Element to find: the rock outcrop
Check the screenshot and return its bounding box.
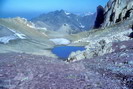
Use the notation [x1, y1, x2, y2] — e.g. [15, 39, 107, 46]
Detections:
[129, 32, 133, 38]
[94, 5, 105, 28]
[68, 26, 132, 62]
[103, 0, 133, 27]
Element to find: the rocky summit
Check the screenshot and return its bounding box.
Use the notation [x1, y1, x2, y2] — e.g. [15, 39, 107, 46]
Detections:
[0, 0, 133, 89]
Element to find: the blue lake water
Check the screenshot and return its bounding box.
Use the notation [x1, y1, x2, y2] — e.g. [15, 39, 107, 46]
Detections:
[52, 46, 86, 60]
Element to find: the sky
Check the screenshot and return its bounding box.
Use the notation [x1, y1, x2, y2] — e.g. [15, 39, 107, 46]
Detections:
[0, 0, 109, 19]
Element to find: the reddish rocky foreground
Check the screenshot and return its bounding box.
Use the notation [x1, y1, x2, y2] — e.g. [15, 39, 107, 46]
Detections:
[0, 40, 133, 89]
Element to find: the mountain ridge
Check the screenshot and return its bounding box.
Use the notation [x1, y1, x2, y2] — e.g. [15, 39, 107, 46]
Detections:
[31, 10, 96, 33]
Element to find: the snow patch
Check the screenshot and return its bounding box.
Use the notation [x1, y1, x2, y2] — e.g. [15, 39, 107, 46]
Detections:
[27, 24, 36, 29]
[14, 33, 26, 39]
[65, 11, 71, 15]
[0, 27, 26, 44]
[8, 28, 26, 39]
[79, 23, 85, 28]
[27, 23, 47, 31]
[27, 24, 47, 31]
[36, 27, 47, 31]
[0, 36, 17, 44]
[49, 38, 70, 45]
[84, 12, 94, 16]
[16, 17, 47, 31]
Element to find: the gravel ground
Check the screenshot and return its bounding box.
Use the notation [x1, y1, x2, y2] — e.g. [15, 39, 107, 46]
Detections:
[0, 40, 133, 89]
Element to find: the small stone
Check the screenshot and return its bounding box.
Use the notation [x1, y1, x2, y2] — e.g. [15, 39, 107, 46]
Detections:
[118, 63, 123, 67]
[0, 74, 3, 77]
[120, 53, 128, 57]
[120, 45, 126, 49]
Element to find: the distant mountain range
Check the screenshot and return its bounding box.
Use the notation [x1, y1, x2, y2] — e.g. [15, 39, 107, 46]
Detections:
[31, 10, 96, 33]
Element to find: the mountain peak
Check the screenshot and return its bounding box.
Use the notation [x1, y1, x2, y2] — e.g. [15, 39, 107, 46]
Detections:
[53, 10, 65, 13]
[31, 10, 96, 33]
[60, 9, 65, 13]
[57, 10, 71, 15]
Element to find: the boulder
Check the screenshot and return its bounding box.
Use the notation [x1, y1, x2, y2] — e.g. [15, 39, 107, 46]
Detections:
[128, 32, 133, 38]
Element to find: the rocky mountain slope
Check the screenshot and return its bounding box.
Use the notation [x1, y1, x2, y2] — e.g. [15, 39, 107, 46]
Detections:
[31, 10, 96, 33]
[0, 17, 87, 57]
[68, 20, 132, 61]
[0, 17, 62, 57]
[0, 0, 133, 89]
[68, 0, 133, 62]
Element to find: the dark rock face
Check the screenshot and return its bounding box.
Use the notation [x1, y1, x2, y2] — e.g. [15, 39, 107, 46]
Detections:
[103, 0, 133, 27]
[131, 25, 133, 30]
[94, 0, 133, 28]
[128, 25, 133, 38]
[128, 32, 133, 38]
[94, 5, 105, 29]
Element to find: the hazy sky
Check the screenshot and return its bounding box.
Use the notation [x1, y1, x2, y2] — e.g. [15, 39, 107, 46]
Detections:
[0, 0, 109, 19]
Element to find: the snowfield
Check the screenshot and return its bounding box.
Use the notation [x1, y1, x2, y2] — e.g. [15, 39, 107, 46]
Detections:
[0, 33, 26, 44]
[0, 26, 26, 44]
[49, 38, 70, 45]
[0, 36, 17, 44]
